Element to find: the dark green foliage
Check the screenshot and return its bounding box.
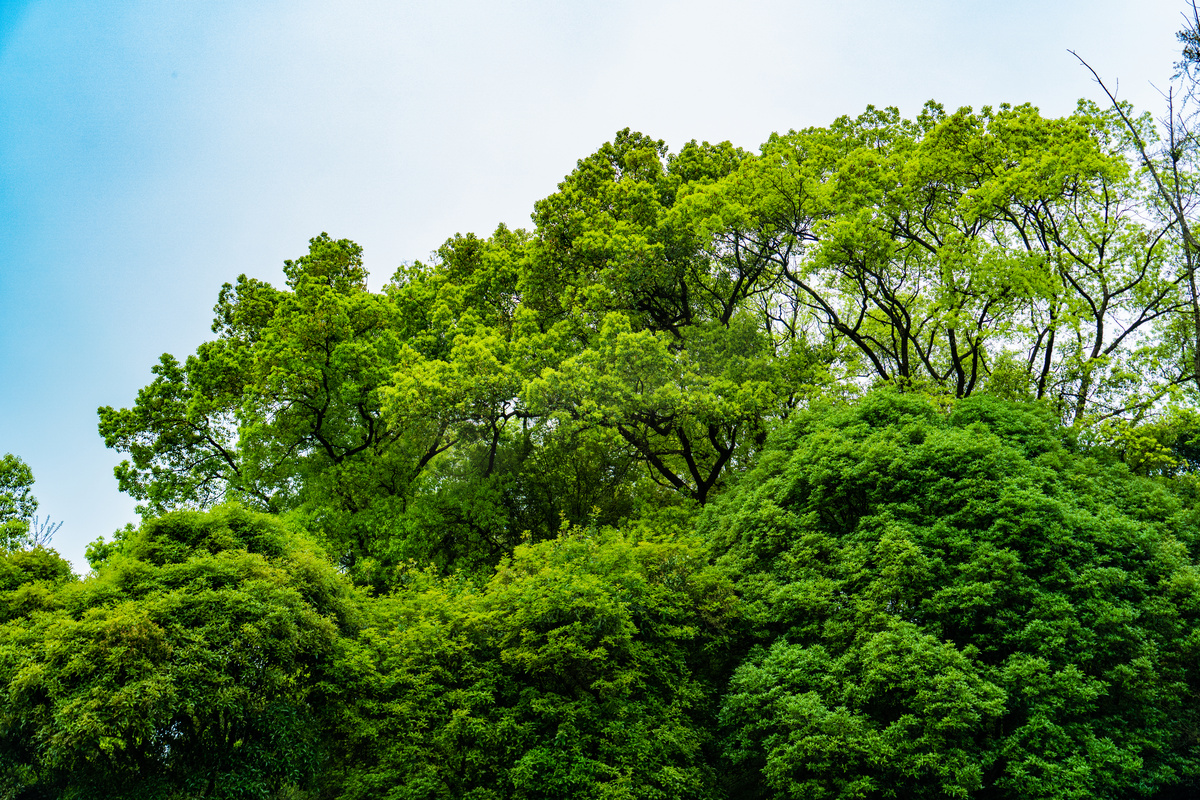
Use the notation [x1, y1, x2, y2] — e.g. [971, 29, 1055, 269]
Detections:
[56, 391, 1200, 798]
[0, 505, 363, 800]
[334, 521, 735, 800]
[705, 391, 1200, 799]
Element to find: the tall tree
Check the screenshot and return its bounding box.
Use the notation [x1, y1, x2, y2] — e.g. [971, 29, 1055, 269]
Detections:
[100, 235, 465, 574]
[685, 102, 1189, 420]
[0, 454, 36, 550]
[1071, 1, 1200, 399]
[522, 130, 831, 505]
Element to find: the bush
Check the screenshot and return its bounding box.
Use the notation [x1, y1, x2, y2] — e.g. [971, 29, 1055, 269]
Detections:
[704, 391, 1200, 800]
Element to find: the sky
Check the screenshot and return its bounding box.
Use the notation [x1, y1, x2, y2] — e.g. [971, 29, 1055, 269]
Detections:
[0, 0, 1188, 572]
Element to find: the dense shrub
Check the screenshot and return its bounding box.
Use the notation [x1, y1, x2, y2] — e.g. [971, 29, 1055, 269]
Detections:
[704, 392, 1200, 799]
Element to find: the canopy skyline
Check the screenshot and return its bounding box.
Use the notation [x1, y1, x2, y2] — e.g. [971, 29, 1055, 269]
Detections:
[0, 0, 1186, 570]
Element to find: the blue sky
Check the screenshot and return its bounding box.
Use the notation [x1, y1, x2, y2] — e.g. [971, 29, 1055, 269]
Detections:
[0, 0, 1185, 571]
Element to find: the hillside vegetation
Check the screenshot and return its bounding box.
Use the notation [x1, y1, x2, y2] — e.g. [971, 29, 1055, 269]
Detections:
[8, 43, 1200, 798]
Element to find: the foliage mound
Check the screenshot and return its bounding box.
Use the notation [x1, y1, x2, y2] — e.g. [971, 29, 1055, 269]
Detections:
[705, 392, 1200, 799]
[335, 519, 734, 800]
[0, 506, 362, 800]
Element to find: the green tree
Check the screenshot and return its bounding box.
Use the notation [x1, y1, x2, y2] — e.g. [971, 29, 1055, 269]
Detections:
[0, 454, 37, 550]
[521, 130, 833, 505]
[0, 504, 364, 799]
[100, 235, 477, 577]
[1072, 4, 1200, 403]
[705, 391, 1200, 799]
[101, 112, 1200, 583]
[684, 102, 1188, 420]
[376, 223, 647, 571]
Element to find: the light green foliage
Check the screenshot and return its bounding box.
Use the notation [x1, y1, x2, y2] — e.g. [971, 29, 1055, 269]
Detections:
[686, 102, 1189, 419]
[521, 130, 833, 505]
[0, 505, 363, 799]
[706, 391, 1200, 799]
[0, 546, 74, 624]
[524, 311, 788, 504]
[0, 454, 36, 550]
[98, 233, 409, 526]
[379, 224, 650, 571]
[102, 225, 660, 577]
[101, 108, 1200, 575]
[99, 233, 493, 576]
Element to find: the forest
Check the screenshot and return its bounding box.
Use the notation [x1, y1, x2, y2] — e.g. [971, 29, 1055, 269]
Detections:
[7, 18, 1200, 800]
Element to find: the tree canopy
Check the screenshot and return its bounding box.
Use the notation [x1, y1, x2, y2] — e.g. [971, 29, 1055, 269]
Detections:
[20, 23, 1200, 794]
[98, 97, 1200, 582]
[707, 392, 1200, 798]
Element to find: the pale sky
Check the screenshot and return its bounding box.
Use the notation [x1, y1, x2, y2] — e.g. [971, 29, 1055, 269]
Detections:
[0, 0, 1186, 571]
